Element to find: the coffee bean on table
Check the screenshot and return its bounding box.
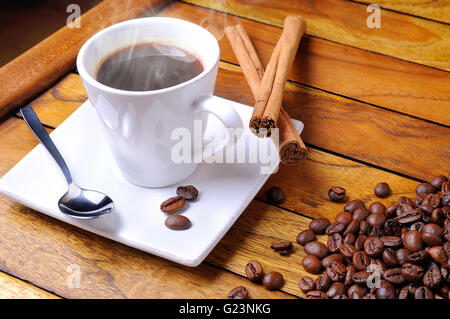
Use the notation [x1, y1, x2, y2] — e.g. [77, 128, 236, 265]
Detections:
[348, 284, 368, 297]
[428, 246, 448, 265]
[431, 208, 445, 226]
[367, 213, 386, 228]
[328, 186, 346, 202]
[306, 290, 328, 299]
[271, 241, 293, 255]
[299, 276, 315, 293]
[407, 250, 429, 264]
[431, 175, 447, 189]
[267, 186, 285, 204]
[376, 280, 396, 299]
[364, 237, 384, 257]
[343, 233, 356, 245]
[354, 235, 367, 251]
[382, 248, 399, 267]
[309, 218, 331, 234]
[315, 273, 332, 291]
[359, 220, 369, 235]
[423, 267, 442, 289]
[402, 230, 423, 252]
[385, 203, 398, 219]
[380, 236, 402, 247]
[160, 196, 186, 213]
[416, 182, 435, 195]
[345, 265, 356, 287]
[344, 199, 364, 213]
[326, 222, 346, 235]
[245, 260, 263, 283]
[414, 286, 434, 299]
[262, 272, 284, 290]
[352, 206, 370, 221]
[302, 255, 322, 274]
[164, 215, 191, 230]
[335, 211, 352, 226]
[327, 233, 343, 253]
[296, 229, 316, 246]
[344, 219, 360, 235]
[339, 243, 357, 258]
[421, 223, 443, 246]
[322, 254, 345, 269]
[352, 271, 370, 284]
[176, 185, 198, 200]
[401, 263, 425, 282]
[396, 248, 410, 265]
[326, 282, 346, 298]
[398, 286, 409, 299]
[374, 182, 391, 198]
[353, 251, 370, 271]
[383, 268, 405, 285]
[369, 202, 386, 215]
[304, 241, 329, 259]
[326, 261, 347, 282]
[228, 286, 248, 299]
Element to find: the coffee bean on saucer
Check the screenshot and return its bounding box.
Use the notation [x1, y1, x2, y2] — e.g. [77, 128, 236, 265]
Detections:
[374, 182, 391, 198]
[297, 229, 316, 246]
[245, 260, 264, 283]
[176, 185, 198, 200]
[328, 186, 346, 202]
[165, 215, 191, 230]
[262, 272, 284, 290]
[160, 196, 186, 213]
[299, 276, 315, 293]
[309, 218, 331, 235]
[271, 241, 293, 255]
[228, 286, 248, 299]
[267, 186, 285, 204]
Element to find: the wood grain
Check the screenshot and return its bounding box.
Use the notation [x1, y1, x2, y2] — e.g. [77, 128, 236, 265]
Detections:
[0, 0, 170, 122]
[184, 0, 450, 71]
[161, 2, 450, 126]
[0, 272, 59, 299]
[351, 0, 450, 24]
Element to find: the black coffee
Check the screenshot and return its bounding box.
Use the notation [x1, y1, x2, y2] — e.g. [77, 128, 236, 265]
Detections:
[96, 43, 203, 91]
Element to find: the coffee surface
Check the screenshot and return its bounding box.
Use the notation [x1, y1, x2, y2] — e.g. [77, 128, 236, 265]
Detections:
[96, 43, 203, 91]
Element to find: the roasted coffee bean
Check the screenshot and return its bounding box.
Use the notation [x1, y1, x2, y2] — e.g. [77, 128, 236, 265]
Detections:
[374, 183, 391, 198]
[335, 211, 352, 226]
[344, 199, 364, 213]
[302, 255, 322, 275]
[309, 218, 331, 235]
[416, 183, 435, 195]
[431, 208, 445, 226]
[327, 233, 343, 253]
[355, 235, 367, 251]
[353, 251, 371, 271]
[352, 271, 370, 284]
[440, 283, 449, 295]
[322, 254, 345, 269]
[359, 220, 369, 235]
[304, 241, 329, 259]
[345, 265, 356, 287]
[428, 246, 448, 265]
[395, 208, 422, 225]
[381, 236, 402, 247]
[348, 284, 368, 297]
[315, 273, 332, 291]
[442, 182, 450, 206]
[352, 206, 370, 221]
[383, 268, 405, 285]
[382, 248, 399, 267]
[267, 186, 285, 204]
[421, 223, 443, 247]
[245, 260, 264, 283]
[398, 286, 409, 299]
[364, 237, 384, 257]
[410, 221, 426, 232]
[326, 261, 347, 282]
[431, 175, 447, 189]
[407, 250, 429, 264]
[420, 193, 440, 215]
[376, 280, 396, 299]
[367, 213, 386, 228]
[414, 286, 433, 299]
[384, 219, 401, 237]
[370, 259, 387, 275]
[326, 282, 346, 298]
[423, 267, 442, 289]
[271, 241, 293, 255]
[164, 215, 191, 230]
[344, 219, 360, 235]
[326, 222, 346, 235]
[299, 276, 315, 293]
[362, 293, 377, 299]
[306, 290, 328, 299]
[296, 229, 316, 246]
[441, 267, 450, 283]
[401, 263, 425, 282]
[328, 186, 346, 202]
[228, 286, 248, 299]
[415, 193, 427, 208]
[160, 196, 186, 213]
[398, 196, 414, 207]
[396, 248, 410, 265]
[385, 203, 399, 219]
[262, 272, 284, 290]
[369, 202, 386, 215]
[367, 225, 383, 237]
[176, 185, 198, 200]
[403, 230, 423, 252]
[339, 243, 357, 258]
[444, 223, 450, 242]
[343, 233, 356, 245]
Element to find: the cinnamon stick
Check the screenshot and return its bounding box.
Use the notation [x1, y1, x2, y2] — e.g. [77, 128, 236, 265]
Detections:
[225, 23, 307, 164]
[251, 16, 306, 137]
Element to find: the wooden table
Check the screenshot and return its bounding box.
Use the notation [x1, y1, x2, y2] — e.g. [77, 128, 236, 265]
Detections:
[0, 0, 448, 299]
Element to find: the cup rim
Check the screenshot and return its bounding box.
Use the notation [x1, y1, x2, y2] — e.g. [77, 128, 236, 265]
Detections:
[76, 17, 219, 96]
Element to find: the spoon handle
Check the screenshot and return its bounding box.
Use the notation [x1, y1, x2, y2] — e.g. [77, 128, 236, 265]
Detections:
[20, 107, 73, 185]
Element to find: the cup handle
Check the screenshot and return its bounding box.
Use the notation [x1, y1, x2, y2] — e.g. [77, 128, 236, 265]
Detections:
[192, 95, 243, 157]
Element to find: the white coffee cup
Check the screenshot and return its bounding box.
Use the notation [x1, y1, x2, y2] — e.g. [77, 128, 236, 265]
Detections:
[77, 17, 243, 187]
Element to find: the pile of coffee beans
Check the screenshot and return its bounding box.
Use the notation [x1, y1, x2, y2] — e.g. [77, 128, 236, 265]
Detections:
[297, 174, 450, 299]
[160, 185, 198, 230]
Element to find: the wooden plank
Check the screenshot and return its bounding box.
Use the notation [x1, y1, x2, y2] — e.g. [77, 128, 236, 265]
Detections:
[184, 0, 450, 71]
[0, 272, 59, 299]
[160, 2, 450, 126]
[0, 0, 170, 121]
[351, 0, 450, 24]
